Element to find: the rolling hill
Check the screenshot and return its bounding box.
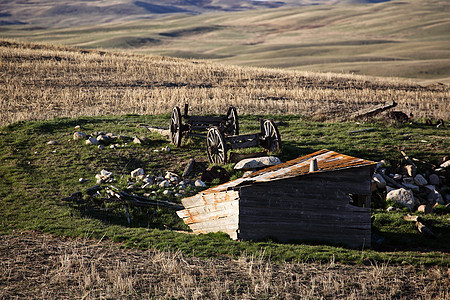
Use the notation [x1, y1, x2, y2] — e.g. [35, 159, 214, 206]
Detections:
[1, 0, 449, 82]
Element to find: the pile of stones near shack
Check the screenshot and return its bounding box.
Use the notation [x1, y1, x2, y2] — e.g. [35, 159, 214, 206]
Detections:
[372, 154, 449, 213]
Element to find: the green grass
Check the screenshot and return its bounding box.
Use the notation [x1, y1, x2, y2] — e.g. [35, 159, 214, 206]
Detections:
[0, 114, 449, 266]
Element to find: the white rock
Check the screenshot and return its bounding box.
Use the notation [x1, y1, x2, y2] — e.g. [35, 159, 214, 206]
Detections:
[429, 174, 440, 185]
[86, 137, 99, 145]
[74, 125, 81, 129]
[440, 160, 450, 168]
[159, 180, 170, 188]
[386, 206, 397, 212]
[143, 176, 153, 184]
[402, 183, 420, 192]
[372, 174, 386, 189]
[414, 174, 427, 186]
[110, 144, 117, 149]
[234, 156, 282, 170]
[73, 132, 87, 140]
[165, 172, 178, 179]
[178, 183, 186, 190]
[393, 174, 402, 181]
[131, 168, 144, 178]
[47, 140, 58, 145]
[163, 190, 171, 195]
[97, 135, 109, 142]
[155, 176, 164, 182]
[386, 188, 416, 211]
[175, 193, 182, 197]
[133, 137, 142, 144]
[195, 180, 206, 187]
[79, 178, 86, 183]
[142, 183, 151, 189]
[100, 169, 113, 177]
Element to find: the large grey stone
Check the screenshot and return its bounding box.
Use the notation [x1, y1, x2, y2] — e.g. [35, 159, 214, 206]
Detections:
[386, 188, 416, 211]
[73, 132, 87, 140]
[429, 174, 440, 185]
[86, 137, 99, 145]
[414, 174, 427, 186]
[234, 156, 282, 170]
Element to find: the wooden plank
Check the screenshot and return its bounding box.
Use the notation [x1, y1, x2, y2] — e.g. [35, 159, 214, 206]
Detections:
[178, 201, 239, 225]
[238, 227, 370, 247]
[184, 115, 225, 123]
[181, 190, 239, 209]
[238, 209, 370, 225]
[228, 140, 259, 150]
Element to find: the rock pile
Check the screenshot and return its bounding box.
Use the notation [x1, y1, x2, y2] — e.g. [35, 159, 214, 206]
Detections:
[73, 127, 149, 149]
[372, 154, 450, 213]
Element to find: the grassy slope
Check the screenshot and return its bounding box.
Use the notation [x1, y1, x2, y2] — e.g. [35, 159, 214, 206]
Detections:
[1, 0, 449, 82]
[1, 114, 449, 267]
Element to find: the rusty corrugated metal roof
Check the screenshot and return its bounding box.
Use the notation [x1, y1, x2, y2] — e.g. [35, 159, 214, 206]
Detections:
[204, 149, 376, 194]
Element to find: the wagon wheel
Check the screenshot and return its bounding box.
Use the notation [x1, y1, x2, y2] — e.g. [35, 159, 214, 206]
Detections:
[206, 127, 228, 164]
[261, 119, 282, 153]
[224, 106, 239, 136]
[170, 106, 182, 147]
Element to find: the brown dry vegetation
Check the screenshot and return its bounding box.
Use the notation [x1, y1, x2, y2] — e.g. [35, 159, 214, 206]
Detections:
[1, 40, 449, 127]
[1, 231, 448, 299]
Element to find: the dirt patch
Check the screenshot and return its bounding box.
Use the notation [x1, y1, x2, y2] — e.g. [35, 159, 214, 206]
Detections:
[0, 231, 448, 299]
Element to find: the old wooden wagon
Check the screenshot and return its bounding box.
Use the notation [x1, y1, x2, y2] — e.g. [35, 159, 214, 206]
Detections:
[177, 149, 376, 248]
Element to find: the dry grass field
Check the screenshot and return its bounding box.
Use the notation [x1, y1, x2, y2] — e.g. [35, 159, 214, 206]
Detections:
[1, 232, 448, 299]
[2, 0, 449, 82]
[1, 40, 448, 127]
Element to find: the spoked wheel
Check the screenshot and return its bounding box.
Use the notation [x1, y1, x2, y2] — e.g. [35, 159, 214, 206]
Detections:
[224, 106, 239, 136]
[261, 119, 282, 153]
[170, 106, 182, 147]
[206, 127, 228, 164]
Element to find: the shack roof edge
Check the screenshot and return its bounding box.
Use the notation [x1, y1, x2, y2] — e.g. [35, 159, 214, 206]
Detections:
[199, 149, 376, 195]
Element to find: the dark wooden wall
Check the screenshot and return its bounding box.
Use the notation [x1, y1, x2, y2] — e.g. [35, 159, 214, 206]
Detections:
[237, 166, 373, 248]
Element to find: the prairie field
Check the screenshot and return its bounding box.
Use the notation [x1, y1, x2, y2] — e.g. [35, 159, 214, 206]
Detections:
[0, 40, 448, 127]
[1, 0, 449, 82]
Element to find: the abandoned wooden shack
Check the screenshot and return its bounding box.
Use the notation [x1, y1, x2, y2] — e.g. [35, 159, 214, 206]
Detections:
[177, 149, 376, 248]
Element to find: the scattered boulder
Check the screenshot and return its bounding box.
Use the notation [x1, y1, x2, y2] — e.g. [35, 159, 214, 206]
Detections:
[133, 137, 142, 144]
[47, 140, 58, 145]
[234, 156, 281, 170]
[97, 135, 110, 143]
[372, 174, 386, 189]
[402, 183, 420, 192]
[195, 180, 206, 187]
[428, 189, 444, 205]
[413, 174, 427, 186]
[417, 204, 433, 214]
[73, 132, 87, 140]
[79, 178, 86, 183]
[86, 137, 99, 145]
[159, 180, 170, 188]
[201, 166, 230, 183]
[386, 188, 416, 211]
[429, 174, 440, 185]
[131, 168, 144, 178]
